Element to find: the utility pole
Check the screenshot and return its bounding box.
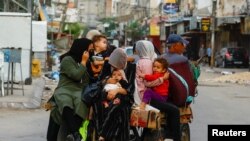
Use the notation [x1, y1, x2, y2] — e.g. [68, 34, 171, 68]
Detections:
[28, 0, 33, 85]
[148, 0, 150, 17]
[160, 0, 165, 41]
[210, 0, 217, 68]
[4, 0, 10, 12]
[57, 0, 69, 39]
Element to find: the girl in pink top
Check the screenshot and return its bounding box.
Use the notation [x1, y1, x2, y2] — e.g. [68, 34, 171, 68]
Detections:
[134, 40, 157, 104]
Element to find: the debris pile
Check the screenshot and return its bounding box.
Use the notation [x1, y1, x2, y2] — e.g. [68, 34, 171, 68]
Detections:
[212, 72, 250, 85]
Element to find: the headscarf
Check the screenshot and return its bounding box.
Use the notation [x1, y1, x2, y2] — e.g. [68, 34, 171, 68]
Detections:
[60, 38, 92, 63]
[135, 40, 156, 61]
[118, 69, 128, 82]
[108, 48, 127, 70]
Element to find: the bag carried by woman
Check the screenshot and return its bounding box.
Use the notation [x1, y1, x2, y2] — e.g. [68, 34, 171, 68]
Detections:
[81, 80, 103, 107]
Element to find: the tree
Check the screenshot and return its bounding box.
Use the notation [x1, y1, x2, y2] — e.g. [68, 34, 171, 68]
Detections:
[100, 17, 118, 37]
[63, 22, 86, 39]
[125, 20, 146, 44]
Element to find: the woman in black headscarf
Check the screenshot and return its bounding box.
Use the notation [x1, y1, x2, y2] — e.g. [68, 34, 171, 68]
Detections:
[47, 38, 92, 141]
[90, 48, 132, 141]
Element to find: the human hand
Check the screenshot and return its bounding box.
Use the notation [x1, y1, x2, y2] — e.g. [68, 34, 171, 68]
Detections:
[107, 89, 117, 100]
[104, 57, 109, 61]
[137, 71, 145, 79]
[81, 51, 89, 66]
[138, 73, 145, 79]
[113, 98, 120, 105]
[163, 71, 170, 80]
[193, 61, 199, 66]
[107, 94, 113, 100]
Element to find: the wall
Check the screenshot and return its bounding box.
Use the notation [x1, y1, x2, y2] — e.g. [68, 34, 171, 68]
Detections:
[0, 12, 32, 82]
[78, 0, 105, 27]
[216, 0, 247, 17]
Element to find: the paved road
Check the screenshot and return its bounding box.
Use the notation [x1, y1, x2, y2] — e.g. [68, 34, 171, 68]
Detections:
[190, 83, 250, 141]
[0, 109, 49, 141]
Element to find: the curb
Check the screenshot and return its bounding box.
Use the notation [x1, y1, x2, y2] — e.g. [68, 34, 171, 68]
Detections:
[0, 78, 45, 109]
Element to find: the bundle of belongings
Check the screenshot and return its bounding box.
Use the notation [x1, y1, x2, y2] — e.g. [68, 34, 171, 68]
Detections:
[130, 105, 162, 129]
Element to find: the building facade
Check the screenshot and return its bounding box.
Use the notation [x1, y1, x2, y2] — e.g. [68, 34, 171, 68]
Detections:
[78, 0, 105, 27]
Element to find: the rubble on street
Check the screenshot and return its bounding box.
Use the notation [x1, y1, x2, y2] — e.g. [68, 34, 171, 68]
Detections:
[199, 67, 250, 86]
[211, 72, 250, 85]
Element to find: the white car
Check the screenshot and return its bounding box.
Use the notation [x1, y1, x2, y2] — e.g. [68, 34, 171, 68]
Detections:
[122, 46, 133, 56]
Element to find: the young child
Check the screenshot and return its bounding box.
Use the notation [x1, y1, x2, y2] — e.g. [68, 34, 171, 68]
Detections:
[98, 69, 128, 141]
[102, 69, 128, 108]
[138, 58, 170, 110]
[87, 35, 108, 82]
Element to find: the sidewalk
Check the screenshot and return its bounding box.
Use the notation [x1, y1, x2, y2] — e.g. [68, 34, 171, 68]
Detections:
[0, 77, 46, 109]
[199, 66, 250, 85]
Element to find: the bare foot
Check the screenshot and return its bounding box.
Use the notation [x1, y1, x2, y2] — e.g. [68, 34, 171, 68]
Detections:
[98, 136, 105, 141]
[139, 102, 146, 110]
[103, 101, 109, 108]
[113, 98, 120, 105]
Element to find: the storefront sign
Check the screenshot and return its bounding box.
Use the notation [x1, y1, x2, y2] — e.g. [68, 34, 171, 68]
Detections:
[163, 3, 179, 14]
[201, 18, 210, 32]
[149, 16, 160, 36]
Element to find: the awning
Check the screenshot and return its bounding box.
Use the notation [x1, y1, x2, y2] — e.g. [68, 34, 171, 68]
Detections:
[165, 23, 177, 26]
[181, 31, 208, 36]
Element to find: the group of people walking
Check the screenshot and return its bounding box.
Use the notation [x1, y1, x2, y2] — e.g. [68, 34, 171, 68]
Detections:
[199, 44, 211, 66]
[46, 30, 197, 141]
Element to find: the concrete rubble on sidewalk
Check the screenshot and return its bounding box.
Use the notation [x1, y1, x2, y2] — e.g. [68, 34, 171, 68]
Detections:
[212, 72, 250, 85]
[0, 62, 60, 110]
[0, 77, 46, 109]
[199, 67, 250, 85]
[40, 76, 58, 109]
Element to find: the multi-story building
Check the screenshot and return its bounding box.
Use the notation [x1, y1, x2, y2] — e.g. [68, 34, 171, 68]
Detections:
[186, 0, 250, 62]
[105, 0, 113, 17]
[77, 0, 105, 28]
[214, 0, 250, 55]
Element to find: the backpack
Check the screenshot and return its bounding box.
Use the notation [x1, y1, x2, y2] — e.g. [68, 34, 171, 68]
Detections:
[189, 62, 200, 82]
[167, 61, 196, 107]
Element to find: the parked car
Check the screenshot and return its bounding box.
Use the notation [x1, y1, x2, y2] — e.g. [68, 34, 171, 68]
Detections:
[123, 46, 133, 56]
[122, 45, 161, 63]
[214, 47, 249, 68]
